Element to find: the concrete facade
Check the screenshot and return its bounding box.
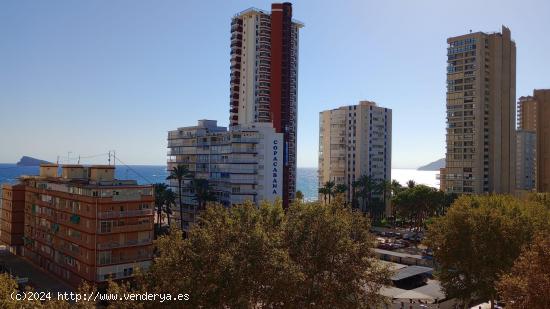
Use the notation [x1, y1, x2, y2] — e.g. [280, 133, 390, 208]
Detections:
[318, 101, 392, 212]
[535, 89, 550, 192]
[167, 120, 283, 231]
[516, 130, 536, 190]
[229, 4, 303, 208]
[441, 26, 516, 195]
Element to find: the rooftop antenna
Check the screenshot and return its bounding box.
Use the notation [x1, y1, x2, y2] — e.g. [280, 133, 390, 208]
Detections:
[56, 156, 59, 165]
[108, 151, 111, 165]
[77, 156, 81, 164]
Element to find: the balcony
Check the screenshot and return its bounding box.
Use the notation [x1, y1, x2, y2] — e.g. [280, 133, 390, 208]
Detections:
[97, 253, 152, 266]
[97, 209, 153, 219]
[97, 238, 152, 250]
[230, 24, 243, 32]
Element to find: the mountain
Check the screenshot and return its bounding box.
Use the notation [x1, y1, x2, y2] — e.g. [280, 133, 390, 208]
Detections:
[417, 158, 445, 171]
[16, 156, 53, 167]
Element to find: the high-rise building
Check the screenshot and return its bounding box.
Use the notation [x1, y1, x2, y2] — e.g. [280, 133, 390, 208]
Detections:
[518, 96, 538, 132]
[516, 96, 538, 191]
[534, 89, 550, 192]
[516, 130, 536, 190]
[318, 101, 392, 213]
[0, 164, 154, 287]
[167, 120, 283, 231]
[229, 3, 303, 208]
[441, 26, 516, 194]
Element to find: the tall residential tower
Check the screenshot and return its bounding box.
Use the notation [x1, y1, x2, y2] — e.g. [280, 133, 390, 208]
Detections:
[441, 26, 516, 194]
[318, 101, 392, 213]
[534, 89, 550, 192]
[516, 96, 537, 191]
[229, 3, 303, 208]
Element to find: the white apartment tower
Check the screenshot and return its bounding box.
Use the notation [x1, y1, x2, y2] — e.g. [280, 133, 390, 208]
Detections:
[167, 120, 283, 231]
[318, 101, 392, 213]
[229, 3, 303, 208]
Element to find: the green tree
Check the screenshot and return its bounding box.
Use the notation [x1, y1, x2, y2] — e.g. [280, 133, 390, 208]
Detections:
[353, 175, 378, 214]
[153, 183, 167, 237]
[425, 195, 550, 308]
[115, 199, 390, 308]
[406, 179, 416, 188]
[319, 181, 336, 203]
[497, 233, 550, 309]
[163, 188, 176, 229]
[318, 186, 329, 204]
[166, 165, 192, 233]
[392, 185, 444, 230]
[295, 190, 304, 202]
[284, 200, 391, 307]
[391, 179, 403, 195]
[334, 183, 348, 198]
[192, 178, 217, 211]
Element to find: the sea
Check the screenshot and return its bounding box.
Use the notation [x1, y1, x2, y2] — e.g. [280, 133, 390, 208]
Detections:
[0, 164, 438, 202]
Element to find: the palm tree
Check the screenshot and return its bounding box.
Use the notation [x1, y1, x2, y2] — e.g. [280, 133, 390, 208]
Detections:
[335, 183, 347, 195]
[318, 187, 329, 204]
[295, 190, 304, 202]
[192, 178, 217, 211]
[406, 180, 416, 189]
[391, 179, 403, 196]
[167, 165, 192, 233]
[324, 181, 336, 204]
[378, 180, 392, 219]
[163, 189, 176, 229]
[153, 183, 168, 237]
[351, 180, 361, 208]
[355, 175, 377, 214]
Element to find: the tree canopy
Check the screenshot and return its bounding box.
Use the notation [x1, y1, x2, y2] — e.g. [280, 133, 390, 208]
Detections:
[424, 195, 550, 307]
[125, 199, 390, 308]
[497, 232, 550, 309]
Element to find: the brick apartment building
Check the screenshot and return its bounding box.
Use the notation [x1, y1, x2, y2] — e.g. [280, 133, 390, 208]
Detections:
[0, 164, 154, 287]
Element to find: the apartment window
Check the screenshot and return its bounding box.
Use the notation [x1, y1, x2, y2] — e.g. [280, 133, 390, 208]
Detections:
[100, 221, 112, 233]
[99, 251, 112, 265]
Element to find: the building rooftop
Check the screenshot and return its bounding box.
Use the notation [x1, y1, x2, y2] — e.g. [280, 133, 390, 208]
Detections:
[234, 6, 304, 27]
[391, 265, 433, 281]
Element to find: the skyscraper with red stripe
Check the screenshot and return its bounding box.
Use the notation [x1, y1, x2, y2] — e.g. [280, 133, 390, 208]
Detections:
[229, 3, 303, 208]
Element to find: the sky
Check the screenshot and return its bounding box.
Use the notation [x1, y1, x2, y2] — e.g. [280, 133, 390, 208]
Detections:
[1, 0, 549, 168]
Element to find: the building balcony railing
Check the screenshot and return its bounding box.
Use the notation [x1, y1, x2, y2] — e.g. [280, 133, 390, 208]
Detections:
[98, 223, 151, 234]
[97, 253, 152, 266]
[97, 238, 152, 250]
[97, 209, 153, 219]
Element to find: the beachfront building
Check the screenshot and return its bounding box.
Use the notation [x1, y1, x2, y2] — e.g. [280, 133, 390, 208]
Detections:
[516, 130, 536, 191]
[516, 96, 538, 191]
[229, 3, 303, 208]
[0, 164, 154, 287]
[318, 101, 392, 214]
[534, 89, 550, 192]
[167, 120, 283, 231]
[514, 90, 550, 193]
[440, 26, 516, 195]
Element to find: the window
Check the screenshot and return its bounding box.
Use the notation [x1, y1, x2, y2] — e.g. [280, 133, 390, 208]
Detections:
[99, 251, 112, 265]
[100, 221, 112, 233]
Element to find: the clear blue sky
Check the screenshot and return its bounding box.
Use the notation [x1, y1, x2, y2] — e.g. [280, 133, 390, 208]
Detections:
[1, 0, 549, 167]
